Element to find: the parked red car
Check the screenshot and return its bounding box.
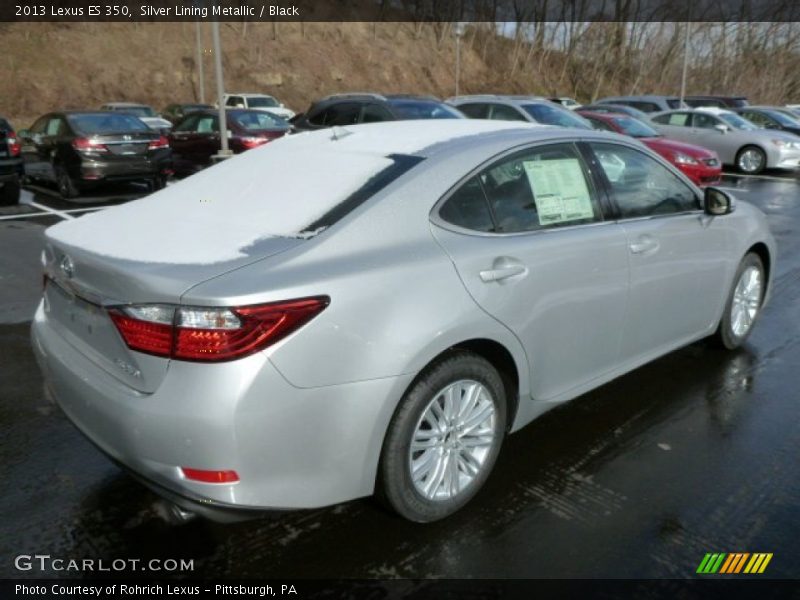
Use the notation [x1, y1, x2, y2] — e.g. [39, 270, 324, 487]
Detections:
[578, 110, 722, 186]
[169, 109, 290, 177]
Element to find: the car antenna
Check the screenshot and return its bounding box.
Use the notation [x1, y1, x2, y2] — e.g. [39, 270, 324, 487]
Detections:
[330, 126, 354, 141]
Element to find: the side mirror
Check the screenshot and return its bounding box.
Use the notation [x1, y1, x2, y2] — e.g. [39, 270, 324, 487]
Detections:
[704, 186, 734, 216]
[280, 103, 285, 108]
[714, 124, 729, 134]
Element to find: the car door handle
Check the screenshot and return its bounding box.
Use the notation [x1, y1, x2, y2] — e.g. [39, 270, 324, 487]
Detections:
[629, 235, 660, 255]
[479, 264, 527, 282]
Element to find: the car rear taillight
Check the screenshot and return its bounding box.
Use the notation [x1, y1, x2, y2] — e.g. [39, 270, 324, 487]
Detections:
[7, 131, 21, 157]
[148, 135, 169, 150]
[239, 136, 271, 149]
[180, 468, 239, 483]
[108, 297, 329, 362]
[72, 137, 109, 153]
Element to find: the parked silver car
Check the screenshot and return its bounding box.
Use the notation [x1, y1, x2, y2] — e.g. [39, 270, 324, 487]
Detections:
[448, 95, 592, 129]
[650, 107, 800, 174]
[32, 120, 775, 523]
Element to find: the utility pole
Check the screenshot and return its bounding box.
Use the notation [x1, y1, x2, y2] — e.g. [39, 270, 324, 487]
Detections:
[454, 23, 465, 97]
[679, 21, 690, 106]
[195, 21, 205, 103]
[211, 21, 232, 160]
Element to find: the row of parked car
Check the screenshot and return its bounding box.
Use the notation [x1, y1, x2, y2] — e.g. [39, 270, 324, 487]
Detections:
[2, 91, 800, 205]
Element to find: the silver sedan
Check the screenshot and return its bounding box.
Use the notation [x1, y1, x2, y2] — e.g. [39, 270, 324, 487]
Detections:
[650, 107, 800, 174]
[32, 120, 775, 523]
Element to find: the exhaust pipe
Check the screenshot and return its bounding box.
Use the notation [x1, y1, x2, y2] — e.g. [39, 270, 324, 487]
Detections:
[154, 500, 198, 525]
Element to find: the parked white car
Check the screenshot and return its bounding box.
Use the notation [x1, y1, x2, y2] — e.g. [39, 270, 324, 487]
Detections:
[222, 93, 294, 120]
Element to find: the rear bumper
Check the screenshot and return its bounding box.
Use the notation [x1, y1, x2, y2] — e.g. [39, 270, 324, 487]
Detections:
[31, 302, 411, 519]
[70, 155, 172, 182]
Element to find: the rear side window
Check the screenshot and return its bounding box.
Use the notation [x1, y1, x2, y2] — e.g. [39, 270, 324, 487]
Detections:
[439, 177, 495, 232]
[439, 143, 602, 234]
[653, 112, 690, 126]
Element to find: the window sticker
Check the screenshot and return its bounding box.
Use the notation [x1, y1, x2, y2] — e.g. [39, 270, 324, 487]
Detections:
[523, 159, 595, 225]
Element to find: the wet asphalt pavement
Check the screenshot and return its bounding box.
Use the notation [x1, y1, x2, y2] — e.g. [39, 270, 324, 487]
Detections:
[1, 174, 799, 580]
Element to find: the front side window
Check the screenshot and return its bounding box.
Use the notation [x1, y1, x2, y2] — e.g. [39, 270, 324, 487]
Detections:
[522, 104, 591, 129]
[226, 96, 243, 107]
[717, 112, 758, 131]
[692, 112, 721, 129]
[174, 115, 201, 132]
[360, 104, 394, 123]
[457, 103, 489, 119]
[590, 142, 699, 218]
[440, 143, 602, 234]
[324, 103, 361, 126]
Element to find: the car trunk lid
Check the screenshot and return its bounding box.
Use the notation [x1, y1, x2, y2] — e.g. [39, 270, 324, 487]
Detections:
[41, 235, 302, 393]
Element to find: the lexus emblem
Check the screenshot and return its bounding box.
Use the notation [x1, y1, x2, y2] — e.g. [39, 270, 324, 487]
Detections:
[59, 255, 75, 279]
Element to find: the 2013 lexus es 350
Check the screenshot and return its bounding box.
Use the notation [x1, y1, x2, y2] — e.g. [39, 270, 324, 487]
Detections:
[32, 120, 775, 523]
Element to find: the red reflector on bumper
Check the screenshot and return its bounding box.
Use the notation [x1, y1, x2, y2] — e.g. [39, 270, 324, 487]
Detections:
[180, 467, 240, 483]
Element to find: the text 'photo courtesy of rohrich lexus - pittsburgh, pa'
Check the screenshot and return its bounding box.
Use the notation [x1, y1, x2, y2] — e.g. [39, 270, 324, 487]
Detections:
[32, 119, 774, 523]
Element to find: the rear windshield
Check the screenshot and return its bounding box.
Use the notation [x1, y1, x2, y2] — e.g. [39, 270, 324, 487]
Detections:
[387, 100, 463, 120]
[184, 104, 212, 112]
[247, 96, 279, 108]
[612, 116, 659, 138]
[521, 103, 591, 129]
[231, 111, 288, 130]
[68, 113, 150, 133]
[110, 106, 156, 117]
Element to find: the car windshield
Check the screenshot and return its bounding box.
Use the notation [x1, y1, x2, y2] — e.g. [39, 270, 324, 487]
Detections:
[68, 113, 150, 133]
[763, 109, 800, 127]
[387, 100, 463, 119]
[113, 106, 156, 118]
[718, 112, 758, 131]
[612, 116, 660, 138]
[521, 104, 591, 129]
[231, 111, 288, 130]
[247, 96, 279, 108]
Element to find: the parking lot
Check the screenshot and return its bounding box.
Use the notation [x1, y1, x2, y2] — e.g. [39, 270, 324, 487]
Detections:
[0, 169, 798, 580]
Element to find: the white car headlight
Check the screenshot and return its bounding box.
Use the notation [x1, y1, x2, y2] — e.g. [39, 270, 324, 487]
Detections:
[672, 152, 699, 165]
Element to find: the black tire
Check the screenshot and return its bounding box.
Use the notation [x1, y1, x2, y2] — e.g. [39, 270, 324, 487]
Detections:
[0, 176, 20, 206]
[713, 253, 766, 350]
[378, 351, 507, 522]
[735, 145, 766, 175]
[150, 175, 168, 191]
[55, 166, 79, 199]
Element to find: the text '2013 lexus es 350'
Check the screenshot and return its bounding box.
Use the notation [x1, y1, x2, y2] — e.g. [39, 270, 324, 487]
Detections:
[32, 120, 775, 523]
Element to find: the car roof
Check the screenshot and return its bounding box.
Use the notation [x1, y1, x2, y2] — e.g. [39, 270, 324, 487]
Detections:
[102, 102, 150, 108]
[447, 95, 548, 105]
[283, 119, 623, 159]
[226, 93, 277, 98]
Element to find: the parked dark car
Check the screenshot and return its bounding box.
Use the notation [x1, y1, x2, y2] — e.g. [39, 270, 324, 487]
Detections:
[734, 106, 800, 137]
[169, 109, 289, 177]
[19, 111, 172, 199]
[0, 116, 23, 205]
[162, 103, 214, 125]
[684, 95, 750, 109]
[290, 93, 464, 131]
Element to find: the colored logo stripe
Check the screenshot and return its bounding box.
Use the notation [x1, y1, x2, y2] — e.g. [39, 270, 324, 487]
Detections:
[697, 552, 773, 574]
